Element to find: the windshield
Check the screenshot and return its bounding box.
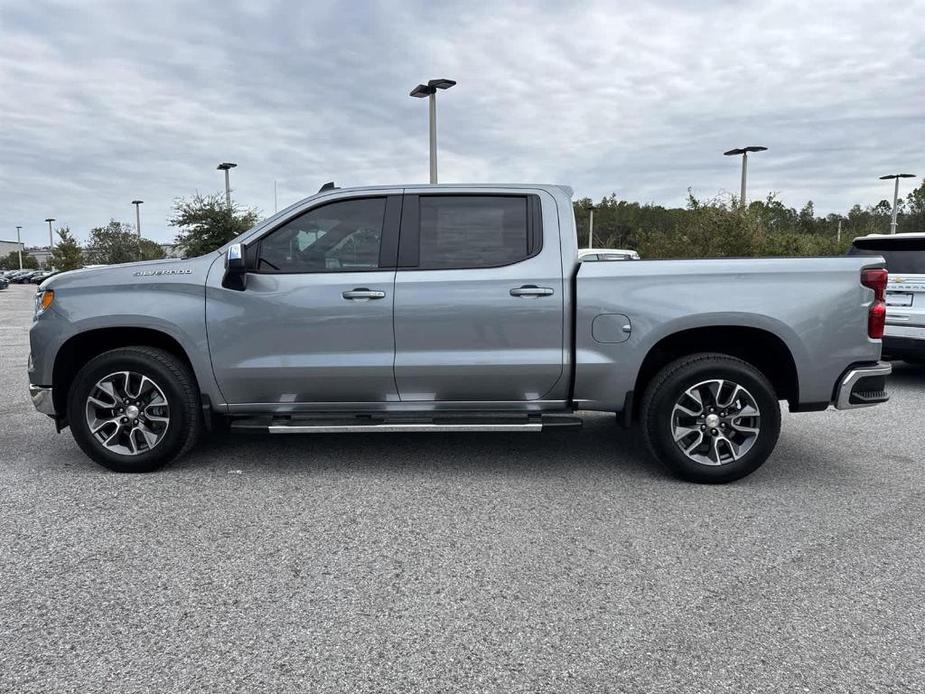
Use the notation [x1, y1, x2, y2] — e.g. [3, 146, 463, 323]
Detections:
[848, 237, 925, 274]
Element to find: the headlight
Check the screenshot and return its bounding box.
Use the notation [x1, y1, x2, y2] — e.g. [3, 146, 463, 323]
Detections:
[34, 289, 55, 318]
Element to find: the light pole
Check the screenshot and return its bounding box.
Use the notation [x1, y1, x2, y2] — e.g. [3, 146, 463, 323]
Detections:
[723, 146, 767, 207]
[131, 200, 143, 237]
[879, 173, 916, 234]
[409, 78, 456, 184]
[587, 204, 595, 248]
[217, 162, 237, 207]
[15, 226, 23, 270]
[45, 218, 55, 248]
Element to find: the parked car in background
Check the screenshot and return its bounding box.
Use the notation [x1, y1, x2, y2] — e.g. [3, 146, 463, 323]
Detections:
[30, 270, 59, 284]
[0, 276, 8, 290]
[29, 183, 891, 483]
[578, 248, 641, 261]
[849, 233, 925, 365]
[8, 270, 36, 283]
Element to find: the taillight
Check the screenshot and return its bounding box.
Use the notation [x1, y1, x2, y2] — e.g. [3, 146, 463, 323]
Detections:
[868, 301, 886, 339]
[861, 268, 888, 339]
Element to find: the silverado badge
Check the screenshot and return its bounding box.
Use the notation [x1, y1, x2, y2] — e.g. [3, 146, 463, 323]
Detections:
[133, 268, 192, 276]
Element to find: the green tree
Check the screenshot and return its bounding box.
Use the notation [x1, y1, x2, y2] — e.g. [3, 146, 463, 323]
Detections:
[904, 180, 925, 233]
[0, 251, 39, 270]
[170, 193, 261, 257]
[572, 187, 924, 260]
[634, 193, 768, 259]
[49, 227, 84, 271]
[574, 194, 683, 251]
[84, 220, 165, 265]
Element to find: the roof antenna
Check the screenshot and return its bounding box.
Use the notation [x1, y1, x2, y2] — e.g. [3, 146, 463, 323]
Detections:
[318, 181, 336, 193]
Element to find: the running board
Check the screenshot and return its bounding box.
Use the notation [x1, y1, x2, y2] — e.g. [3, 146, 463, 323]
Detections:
[230, 413, 581, 434]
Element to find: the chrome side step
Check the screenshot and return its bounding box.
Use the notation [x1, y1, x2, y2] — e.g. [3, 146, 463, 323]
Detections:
[230, 413, 582, 434]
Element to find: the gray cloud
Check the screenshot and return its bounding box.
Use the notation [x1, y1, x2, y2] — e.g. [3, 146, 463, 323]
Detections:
[1, 0, 923, 246]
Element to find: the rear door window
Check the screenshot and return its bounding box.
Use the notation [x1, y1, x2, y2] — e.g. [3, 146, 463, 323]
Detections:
[399, 195, 541, 270]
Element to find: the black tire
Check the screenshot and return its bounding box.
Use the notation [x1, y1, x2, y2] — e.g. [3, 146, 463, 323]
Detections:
[67, 346, 201, 472]
[640, 352, 781, 484]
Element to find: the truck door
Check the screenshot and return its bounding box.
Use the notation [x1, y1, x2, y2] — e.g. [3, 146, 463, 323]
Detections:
[206, 194, 402, 407]
[392, 190, 565, 402]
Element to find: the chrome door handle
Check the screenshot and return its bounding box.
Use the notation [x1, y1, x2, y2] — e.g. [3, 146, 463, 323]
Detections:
[510, 285, 554, 297]
[342, 288, 386, 301]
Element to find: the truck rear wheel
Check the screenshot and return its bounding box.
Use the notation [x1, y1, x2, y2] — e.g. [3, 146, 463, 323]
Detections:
[67, 347, 201, 472]
[640, 353, 781, 483]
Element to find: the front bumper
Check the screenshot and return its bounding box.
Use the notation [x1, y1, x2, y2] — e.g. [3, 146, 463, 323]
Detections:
[30, 385, 56, 415]
[834, 362, 891, 410]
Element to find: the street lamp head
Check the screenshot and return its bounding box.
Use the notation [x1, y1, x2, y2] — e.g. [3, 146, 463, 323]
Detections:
[45, 218, 55, 223]
[217, 162, 237, 171]
[131, 200, 144, 205]
[724, 146, 767, 156]
[879, 173, 916, 180]
[427, 78, 456, 90]
[410, 79, 456, 97]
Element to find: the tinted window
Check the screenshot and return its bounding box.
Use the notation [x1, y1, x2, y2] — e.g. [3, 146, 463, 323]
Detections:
[848, 237, 925, 274]
[258, 198, 386, 273]
[419, 196, 530, 269]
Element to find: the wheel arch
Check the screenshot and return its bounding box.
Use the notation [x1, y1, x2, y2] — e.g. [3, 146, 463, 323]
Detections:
[632, 325, 800, 419]
[52, 327, 198, 416]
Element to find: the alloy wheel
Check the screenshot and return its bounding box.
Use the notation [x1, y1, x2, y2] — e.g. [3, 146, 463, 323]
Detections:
[84, 371, 170, 456]
[670, 379, 761, 466]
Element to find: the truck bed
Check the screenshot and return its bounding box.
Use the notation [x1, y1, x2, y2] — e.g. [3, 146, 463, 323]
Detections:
[574, 256, 884, 412]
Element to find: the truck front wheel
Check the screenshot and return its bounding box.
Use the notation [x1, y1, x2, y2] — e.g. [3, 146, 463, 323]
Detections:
[640, 353, 781, 483]
[67, 347, 202, 472]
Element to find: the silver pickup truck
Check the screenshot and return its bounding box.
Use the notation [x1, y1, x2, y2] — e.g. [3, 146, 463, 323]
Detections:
[29, 184, 891, 483]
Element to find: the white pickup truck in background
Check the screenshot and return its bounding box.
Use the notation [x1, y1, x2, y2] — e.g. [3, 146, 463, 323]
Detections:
[850, 233, 925, 365]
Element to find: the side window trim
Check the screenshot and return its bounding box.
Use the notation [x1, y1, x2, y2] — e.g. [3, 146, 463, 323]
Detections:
[396, 193, 543, 271]
[397, 194, 420, 267]
[378, 195, 403, 268]
[250, 194, 402, 274]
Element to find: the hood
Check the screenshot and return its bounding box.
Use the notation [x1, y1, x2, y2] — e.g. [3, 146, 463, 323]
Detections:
[42, 254, 217, 290]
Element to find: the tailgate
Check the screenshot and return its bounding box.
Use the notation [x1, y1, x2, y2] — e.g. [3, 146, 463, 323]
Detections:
[885, 272, 925, 336]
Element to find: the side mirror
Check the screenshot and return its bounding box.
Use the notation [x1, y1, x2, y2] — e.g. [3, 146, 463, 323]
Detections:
[222, 243, 248, 290]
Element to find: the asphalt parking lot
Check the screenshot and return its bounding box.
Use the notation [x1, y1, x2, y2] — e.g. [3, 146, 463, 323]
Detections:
[1, 281, 923, 693]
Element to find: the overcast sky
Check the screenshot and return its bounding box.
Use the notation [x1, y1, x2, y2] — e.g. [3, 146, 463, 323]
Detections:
[2, 0, 923, 246]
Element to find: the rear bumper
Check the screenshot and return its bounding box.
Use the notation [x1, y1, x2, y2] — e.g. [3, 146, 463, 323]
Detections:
[29, 385, 56, 416]
[834, 362, 891, 410]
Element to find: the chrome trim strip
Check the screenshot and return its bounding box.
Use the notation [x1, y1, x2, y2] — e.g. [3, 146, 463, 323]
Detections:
[835, 362, 892, 410]
[269, 422, 543, 434]
[29, 385, 56, 415]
